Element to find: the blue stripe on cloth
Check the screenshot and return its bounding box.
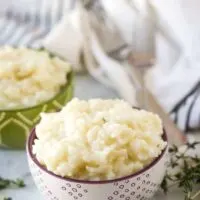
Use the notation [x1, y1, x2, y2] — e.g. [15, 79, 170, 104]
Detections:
[51, 0, 60, 27]
[0, 18, 7, 39]
[172, 82, 200, 132]
[18, 0, 48, 47]
[188, 88, 200, 131]
[18, 1, 42, 46]
[7, 12, 27, 45]
[28, 0, 53, 47]
[0, 0, 67, 47]
[185, 89, 200, 131]
[0, 9, 18, 44]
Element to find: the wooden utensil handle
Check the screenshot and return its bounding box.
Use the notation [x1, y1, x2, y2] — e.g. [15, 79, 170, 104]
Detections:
[128, 55, 187, 145]
[137, 89, 187, 145]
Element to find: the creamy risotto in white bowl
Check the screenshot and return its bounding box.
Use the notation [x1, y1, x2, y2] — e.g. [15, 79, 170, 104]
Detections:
[0, 46, 73, 149]
[27, 98, 168, 200]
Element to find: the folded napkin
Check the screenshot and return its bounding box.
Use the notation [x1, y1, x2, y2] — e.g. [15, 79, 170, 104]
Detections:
[44, 1, 137, 105]
[42, 0, 200, 132]
[146, 0, 200, 131]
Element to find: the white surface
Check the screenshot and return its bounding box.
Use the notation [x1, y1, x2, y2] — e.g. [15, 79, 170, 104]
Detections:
[0, 74, 185, 200]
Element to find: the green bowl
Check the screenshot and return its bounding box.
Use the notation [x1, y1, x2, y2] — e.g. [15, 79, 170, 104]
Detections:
[0, 71, 74, 149]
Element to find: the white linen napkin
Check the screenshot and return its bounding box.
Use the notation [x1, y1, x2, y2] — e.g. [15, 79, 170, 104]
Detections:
[44, 2, 137, 105]
[43, 0, 200, 132]
[43, 8, 86, 72]
[146, 0, 200, 131]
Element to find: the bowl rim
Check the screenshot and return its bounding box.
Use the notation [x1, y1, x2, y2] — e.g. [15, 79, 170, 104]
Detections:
[0, 71, 73, 113]
[27, 126, 168, 184]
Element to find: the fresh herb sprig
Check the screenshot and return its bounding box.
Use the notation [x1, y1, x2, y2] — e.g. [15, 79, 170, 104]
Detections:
[161, 141, 200, 200]
[0, 177, 25, 190]
[0, 177, 25, 200]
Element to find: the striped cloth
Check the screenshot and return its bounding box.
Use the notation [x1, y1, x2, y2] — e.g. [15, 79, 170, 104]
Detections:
[0, 0, 75, 48]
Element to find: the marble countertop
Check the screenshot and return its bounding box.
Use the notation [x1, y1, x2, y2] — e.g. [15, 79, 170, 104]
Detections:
[0, 74, 185, 200]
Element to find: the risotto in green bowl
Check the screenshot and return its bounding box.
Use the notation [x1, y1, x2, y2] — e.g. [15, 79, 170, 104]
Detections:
[0, 46, 74, 149]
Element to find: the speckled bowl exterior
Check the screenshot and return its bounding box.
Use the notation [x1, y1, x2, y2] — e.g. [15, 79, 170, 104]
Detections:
[27, 128, 168, 200]
[0, 71, 73, 149]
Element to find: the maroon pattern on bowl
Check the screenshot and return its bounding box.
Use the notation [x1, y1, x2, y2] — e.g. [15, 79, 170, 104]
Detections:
[27, 128, 168, 200]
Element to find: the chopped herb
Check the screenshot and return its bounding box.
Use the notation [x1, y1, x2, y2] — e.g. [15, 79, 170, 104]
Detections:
[102, 118, 107, 122]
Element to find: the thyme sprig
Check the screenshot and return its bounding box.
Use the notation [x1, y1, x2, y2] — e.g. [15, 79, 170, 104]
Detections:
[161, 141, 200, 200]
[0, 177, 25, 200]
[0, 177, 25, 190]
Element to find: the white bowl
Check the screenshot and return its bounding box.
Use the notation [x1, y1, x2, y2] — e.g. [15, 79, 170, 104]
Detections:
[27, 128, 168, 200]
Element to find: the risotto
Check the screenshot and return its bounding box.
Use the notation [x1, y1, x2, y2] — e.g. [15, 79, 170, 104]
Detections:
[33, 98, 167, 181]
[0, 46, 71, 110]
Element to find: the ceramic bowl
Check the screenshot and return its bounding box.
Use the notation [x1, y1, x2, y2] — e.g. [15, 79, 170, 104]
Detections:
[0, 71, 74, 149]
[27, 128, 168, 200]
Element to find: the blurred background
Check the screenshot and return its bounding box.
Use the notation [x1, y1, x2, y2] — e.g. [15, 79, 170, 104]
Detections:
[0, 0, 199, 133]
